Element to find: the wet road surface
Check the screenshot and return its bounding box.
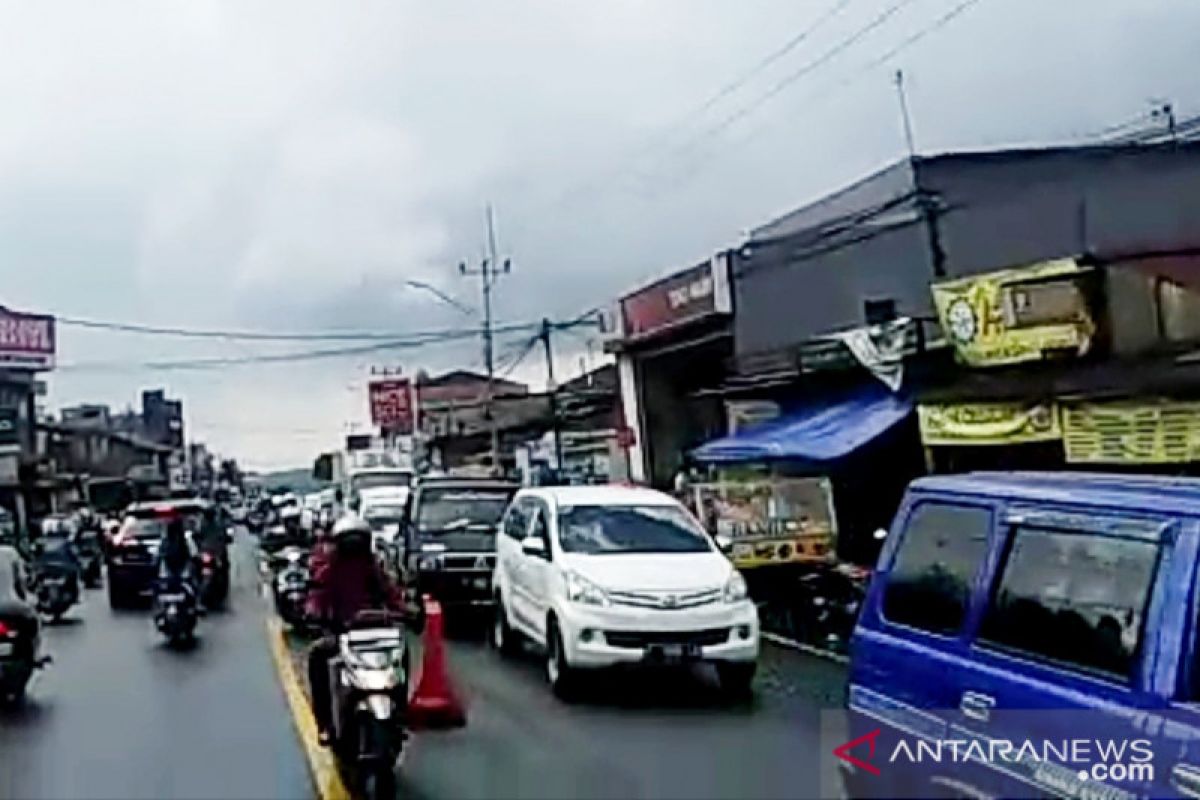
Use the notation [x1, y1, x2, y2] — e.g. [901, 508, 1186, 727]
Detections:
[397, 628, 848, 800]
[0, 534, 311, 800]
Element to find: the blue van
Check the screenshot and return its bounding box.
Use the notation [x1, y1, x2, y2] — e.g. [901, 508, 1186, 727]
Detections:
[844, 472, 1200, 799]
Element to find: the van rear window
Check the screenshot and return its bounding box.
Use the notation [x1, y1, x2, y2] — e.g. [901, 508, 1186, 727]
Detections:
[882, 502, 991, 635]
[979, 526, 1158, 681]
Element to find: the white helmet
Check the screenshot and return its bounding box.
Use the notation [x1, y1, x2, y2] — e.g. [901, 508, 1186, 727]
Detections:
[332, 513, 371, 541]
[280, 506, 301, 522]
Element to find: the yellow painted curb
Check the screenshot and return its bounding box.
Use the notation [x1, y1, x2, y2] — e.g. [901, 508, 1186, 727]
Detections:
[266, 617, 352, 800]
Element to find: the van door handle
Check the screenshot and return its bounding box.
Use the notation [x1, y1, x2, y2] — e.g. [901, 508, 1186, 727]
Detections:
[1173, 764, 1200, 798]
[959, 691, 995, 722]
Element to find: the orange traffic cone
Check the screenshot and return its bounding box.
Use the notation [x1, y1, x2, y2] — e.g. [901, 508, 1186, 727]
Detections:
[408, 595, 466, 729]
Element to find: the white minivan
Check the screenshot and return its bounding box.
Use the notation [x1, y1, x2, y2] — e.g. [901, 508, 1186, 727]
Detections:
[492, 485, 759, 698]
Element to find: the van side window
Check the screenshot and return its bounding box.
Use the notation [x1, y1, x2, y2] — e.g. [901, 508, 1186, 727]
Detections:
[979, 527, 1158, 680]
[882, 503, 991, 635]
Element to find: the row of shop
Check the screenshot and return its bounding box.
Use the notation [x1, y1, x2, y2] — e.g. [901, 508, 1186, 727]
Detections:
[602, 141, 1200, 580]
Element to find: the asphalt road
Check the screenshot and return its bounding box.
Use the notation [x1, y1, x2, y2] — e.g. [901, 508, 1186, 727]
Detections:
[398, 625, 848, 800]
[0, 533, 312, 800]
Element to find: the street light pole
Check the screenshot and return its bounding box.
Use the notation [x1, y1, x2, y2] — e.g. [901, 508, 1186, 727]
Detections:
[459, 204, 510, 472]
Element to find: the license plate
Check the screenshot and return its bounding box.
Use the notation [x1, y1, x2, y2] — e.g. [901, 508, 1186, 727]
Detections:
[647, 643, 700, 662]
[159, 593, 185, 602]
[0, 642, 13, 657]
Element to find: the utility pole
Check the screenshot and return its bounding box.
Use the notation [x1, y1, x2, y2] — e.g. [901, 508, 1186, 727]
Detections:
[894, 70, 917, 160]
[540, 318, 564, 472]
[459, 204, 510, 472]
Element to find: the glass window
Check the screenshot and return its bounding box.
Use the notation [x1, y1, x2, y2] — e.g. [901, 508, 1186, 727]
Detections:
[530, 506, 550, 547]
[416, 488, 515, 532]
[979, 527, 1158, 680]
[882, 503, 991, 635]
[557, 504, 712, 555]
[503, 501, 529, 540]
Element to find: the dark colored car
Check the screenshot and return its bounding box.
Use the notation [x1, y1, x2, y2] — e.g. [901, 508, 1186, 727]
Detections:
[401, 477, 518, 611]
[107, 499, 229, 609]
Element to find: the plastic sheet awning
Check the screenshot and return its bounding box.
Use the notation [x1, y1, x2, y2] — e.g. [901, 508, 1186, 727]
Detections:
[692, 390, 913, 464]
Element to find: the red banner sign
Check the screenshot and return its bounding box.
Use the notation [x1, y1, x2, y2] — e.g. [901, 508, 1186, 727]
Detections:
[0, 307, 55, 370]
[619, 256, 729, 341]
[369, 379, 414, 434]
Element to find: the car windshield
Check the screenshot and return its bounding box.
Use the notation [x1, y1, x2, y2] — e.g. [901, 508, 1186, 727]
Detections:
[417, 489, 513, 532]
[364, 504, 406, 523]
[352, 472, 411, 491]
[124, 511, 205, 540]
[558, 505, 712, 555]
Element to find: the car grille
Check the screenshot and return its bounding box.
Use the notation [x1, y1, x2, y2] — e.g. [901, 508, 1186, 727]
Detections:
[440, 553, 495, 572]
[607, 587, 722, 610]
[603, 628, 730, 649]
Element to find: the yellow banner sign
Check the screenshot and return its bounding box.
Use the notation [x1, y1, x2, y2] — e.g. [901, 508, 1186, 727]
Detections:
[1063, 400, 1200, 464]
[919, 401, 1061, 446]
[932, 259, 1094, 367]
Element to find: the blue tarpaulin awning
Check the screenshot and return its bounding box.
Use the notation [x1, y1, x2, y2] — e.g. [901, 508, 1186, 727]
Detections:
[691, 389, 913, 464]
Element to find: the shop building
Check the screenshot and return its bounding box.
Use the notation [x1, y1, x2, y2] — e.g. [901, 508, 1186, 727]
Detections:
[606, 252, 734, 487]
[689, 141, 1200, 568]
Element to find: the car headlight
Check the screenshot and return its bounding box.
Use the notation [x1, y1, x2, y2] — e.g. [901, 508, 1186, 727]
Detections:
[418, 555, 442, 571]
[723, 572, 748, 604]
[564, 571, 609, 607]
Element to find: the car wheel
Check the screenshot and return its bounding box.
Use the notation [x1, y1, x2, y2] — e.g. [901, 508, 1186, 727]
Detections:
[107, 584, 127, 610]
[716, 662, 756, 698]
[545, 619, 577, 700]
[492, 598, 520, 658]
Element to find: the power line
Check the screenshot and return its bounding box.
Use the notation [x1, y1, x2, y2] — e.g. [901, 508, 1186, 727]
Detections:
[57, 315, 417, 342]
[658, 0, 922, 165]
[656, 0, 860, 140]
[541, 0, 858, 212]
[57, 321, 544, 373]
[651, 0, 989, 193]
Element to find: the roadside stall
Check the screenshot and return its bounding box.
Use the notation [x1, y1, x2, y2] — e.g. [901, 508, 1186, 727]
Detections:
[689, 386, 922, 649]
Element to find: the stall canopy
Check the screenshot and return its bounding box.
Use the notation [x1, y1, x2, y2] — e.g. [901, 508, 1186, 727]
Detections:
[692, 389, 913, 464]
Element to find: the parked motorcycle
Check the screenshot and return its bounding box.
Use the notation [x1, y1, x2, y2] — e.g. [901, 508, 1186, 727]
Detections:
[153, 579, 199, 647]
[323, 611, 409, 800]
[787, 564, 868, 653]
[272, 546, 310, 629]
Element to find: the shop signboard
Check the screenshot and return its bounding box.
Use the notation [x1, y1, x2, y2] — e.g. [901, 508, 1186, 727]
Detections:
[619, 253, 731, 340]
[1062, 399, 1200, 464]
[0, 307, 55, 370]
[689, 477, 837, 570]
[368, 378, 414, 434]
[931, 259, 1094, 367]
[918, 401, 1061, 446]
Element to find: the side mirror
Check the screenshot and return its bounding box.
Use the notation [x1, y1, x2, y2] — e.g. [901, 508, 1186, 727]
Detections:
[715, 535, 733, 555]
[873, 528, 889, 541]
[521, 536, 547, 559]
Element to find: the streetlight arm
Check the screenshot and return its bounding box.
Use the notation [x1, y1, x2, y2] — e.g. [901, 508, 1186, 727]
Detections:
[405, 280, 476, 316]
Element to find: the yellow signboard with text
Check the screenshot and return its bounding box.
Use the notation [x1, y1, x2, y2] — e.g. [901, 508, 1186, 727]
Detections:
[931, 259, 1094, 367]
[1063, 400, 1200, 464]
[919, 401, 1061, 446]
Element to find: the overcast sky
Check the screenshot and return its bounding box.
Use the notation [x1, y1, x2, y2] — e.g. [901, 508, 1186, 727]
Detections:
[2, 0, 1197, 470]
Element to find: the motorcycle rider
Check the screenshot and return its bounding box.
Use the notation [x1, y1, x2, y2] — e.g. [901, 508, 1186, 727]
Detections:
[305, 513, 408, 746]
[155, 517, 198, 599]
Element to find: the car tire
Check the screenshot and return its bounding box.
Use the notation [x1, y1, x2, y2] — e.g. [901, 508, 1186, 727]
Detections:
[108, 583, 129, 610]
[716, 662, 756, 698]
[492, 597, 520, 658]
[545, 619, 578, 701]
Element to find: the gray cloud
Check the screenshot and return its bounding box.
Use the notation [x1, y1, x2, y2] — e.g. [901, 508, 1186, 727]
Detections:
[4, 0, 1198, 467]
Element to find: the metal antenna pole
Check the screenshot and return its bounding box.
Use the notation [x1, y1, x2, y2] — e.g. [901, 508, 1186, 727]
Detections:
[894, 70, 917, 160]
